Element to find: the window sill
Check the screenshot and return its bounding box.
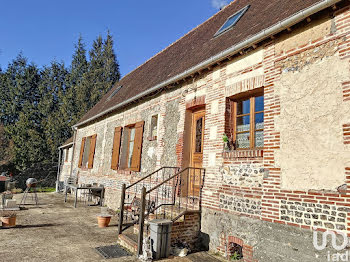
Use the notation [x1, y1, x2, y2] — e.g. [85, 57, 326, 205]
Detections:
[117, 170, 132, 175]
[222, 149, 263, 159]
[80, 167, 92, 171]
[147, 136, 157, 141]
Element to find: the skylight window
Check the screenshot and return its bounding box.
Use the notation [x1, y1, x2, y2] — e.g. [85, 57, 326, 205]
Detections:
[107, 85, 122, 100]
[214, 5, 250, 37]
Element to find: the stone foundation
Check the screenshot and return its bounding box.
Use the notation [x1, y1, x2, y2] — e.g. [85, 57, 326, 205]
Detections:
[202, 208, 346, 262]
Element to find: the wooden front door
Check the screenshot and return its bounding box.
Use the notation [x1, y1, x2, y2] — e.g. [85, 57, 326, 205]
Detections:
[189, 108, 205, 196]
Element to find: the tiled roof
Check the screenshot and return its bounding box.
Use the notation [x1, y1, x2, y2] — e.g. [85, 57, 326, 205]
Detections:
[76, 0, 325, 126]
[60, 137, 73, 148]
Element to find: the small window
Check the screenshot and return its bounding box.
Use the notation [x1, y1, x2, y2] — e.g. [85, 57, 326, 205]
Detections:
[149, 114, 158, 140]
[195, 117, 203, 153]
[214, 5, 250, 37]
[231, 92, 264, 149]
[65, 148, 69, 162]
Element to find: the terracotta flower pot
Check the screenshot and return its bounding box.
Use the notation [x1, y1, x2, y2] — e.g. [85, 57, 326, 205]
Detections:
[1, 216, 16, 228]
[97, 215, 111, 228]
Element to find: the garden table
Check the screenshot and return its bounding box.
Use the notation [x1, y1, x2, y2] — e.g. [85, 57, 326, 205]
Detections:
[64, 184, 104, 208]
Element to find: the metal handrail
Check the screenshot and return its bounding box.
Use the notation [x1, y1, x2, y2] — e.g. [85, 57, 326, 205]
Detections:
[146, 167, 205, 194]
[118, 166, 180, 235]
[136, 166, 205, 255]
[125, 166, 179, 190]
[118, 166, 205, 256]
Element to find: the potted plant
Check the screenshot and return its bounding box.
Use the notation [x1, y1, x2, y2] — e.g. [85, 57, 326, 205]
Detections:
[0, 211, 17, 228]
[97, 207, 112, 228]
[223, 133, 230, 151]
[97, 214, 112, 228]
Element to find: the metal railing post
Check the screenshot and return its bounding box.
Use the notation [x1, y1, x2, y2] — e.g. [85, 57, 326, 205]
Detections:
[137, 186, 147, 256]
[118, 183, 126, 235]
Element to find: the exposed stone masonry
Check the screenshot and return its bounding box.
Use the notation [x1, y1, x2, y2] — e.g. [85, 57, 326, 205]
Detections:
[220, 194, 261, 216]
[279, 200, 347, 231]
[275, 38, 343, 72]
[220, 164, 265, 188]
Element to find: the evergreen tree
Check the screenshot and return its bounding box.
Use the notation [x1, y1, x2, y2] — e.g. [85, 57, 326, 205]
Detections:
[0, 55, 43, 169]
[0, 124, 13, 166]
[70, 35, 88, 87]
[66, 36, 89, 123]
[38, 61, 69, 160]
[79, 32, 120, 111]
[0, 32, 121, 171]
[103, 30, 120, 84]
[86, 35, 105, 107]
[0, 54, 38, 126]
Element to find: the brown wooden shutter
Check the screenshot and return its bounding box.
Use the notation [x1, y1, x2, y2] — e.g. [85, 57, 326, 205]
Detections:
[130, 121, 144, 171]
[88, 134, 97, 169]
[78, 137, 86, 168]
[111, 127, 122, 170]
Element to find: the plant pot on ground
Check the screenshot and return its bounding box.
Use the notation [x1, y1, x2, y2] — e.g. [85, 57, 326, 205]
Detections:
[0, 211, 16, 228]
[97, 215, 112, 228]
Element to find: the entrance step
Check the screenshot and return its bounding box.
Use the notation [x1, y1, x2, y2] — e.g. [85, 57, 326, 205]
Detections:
[117, 227, 138, 254]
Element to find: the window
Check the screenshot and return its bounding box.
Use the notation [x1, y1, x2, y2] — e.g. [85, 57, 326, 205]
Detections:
[214, 5, 250, 37]
[78, 134, 97, 169]
[149, 114, 158, 140]
[195, 117, 203, 153]
[231, 92, 264, 149]
[112, 121, 144, 172]
[64, 148, 69, 162]
[107, 86, 123, 101]
[111, 127, 122, 170]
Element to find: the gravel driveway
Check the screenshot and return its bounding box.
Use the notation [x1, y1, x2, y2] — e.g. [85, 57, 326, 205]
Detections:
[0, 193, 221, 262]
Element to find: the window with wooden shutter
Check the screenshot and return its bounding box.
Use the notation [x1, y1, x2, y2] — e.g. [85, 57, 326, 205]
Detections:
[111, 127, 122, 170]
[130, 121, 144, 171]
[78, 137, 86, 168]
[88, 134, 97, 169]
[118, 121, 144, 171]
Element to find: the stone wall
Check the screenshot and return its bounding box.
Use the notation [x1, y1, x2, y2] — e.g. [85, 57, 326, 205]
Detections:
[219, 194, 261, 216]
[279, 199, 347, 231]
[220, 164, 265, 188]
[72, 87, 183, 208]
[202, 208, 345, 262]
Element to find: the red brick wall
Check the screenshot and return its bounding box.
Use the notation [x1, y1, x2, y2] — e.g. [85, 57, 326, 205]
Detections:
[171, 213, 200, 249]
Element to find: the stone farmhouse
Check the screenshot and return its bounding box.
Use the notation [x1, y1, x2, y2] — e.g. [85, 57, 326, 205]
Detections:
[58, 0, 350, 260]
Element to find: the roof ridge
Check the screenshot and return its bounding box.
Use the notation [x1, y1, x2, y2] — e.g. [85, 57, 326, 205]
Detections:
[120, 1, 235, 81]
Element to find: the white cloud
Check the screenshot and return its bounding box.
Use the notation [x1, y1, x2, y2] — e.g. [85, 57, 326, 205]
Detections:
[211, 0, 229, 10]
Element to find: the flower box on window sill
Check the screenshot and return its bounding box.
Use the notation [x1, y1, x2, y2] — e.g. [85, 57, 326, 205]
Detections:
[222, 149, 263, 159]
[147, 136, 157, 141]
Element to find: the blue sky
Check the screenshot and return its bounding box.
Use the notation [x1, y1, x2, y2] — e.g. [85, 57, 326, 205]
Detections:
[0, 0, 229, 76]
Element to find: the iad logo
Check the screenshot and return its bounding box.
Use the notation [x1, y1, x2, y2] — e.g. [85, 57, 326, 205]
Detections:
[313, 227, 349, 261]
[313, 227, 348, 251]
